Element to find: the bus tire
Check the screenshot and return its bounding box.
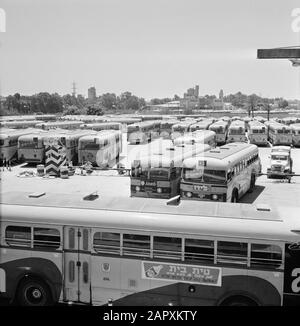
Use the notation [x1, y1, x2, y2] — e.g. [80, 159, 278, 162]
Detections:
[17, 277, 53, 306]
[220, 295, 258, 306]
[248, 174, 256, 193]
[231, 189, 238, 203]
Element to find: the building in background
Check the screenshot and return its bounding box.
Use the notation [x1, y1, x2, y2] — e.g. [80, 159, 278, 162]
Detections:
[88, 87, 97, 102]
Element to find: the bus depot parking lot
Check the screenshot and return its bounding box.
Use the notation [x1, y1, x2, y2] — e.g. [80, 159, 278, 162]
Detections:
[1, 140, 300, 209]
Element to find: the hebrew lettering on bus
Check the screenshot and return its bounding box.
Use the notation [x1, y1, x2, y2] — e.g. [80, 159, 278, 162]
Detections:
[142, 261, 222, 287]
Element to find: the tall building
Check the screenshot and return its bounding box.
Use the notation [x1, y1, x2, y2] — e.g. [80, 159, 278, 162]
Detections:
[219, 89, 224, 102]
[88, 87, 96, 101]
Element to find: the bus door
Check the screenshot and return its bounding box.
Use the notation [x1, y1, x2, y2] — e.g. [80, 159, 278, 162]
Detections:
[63, 227, 91, 304]
[283, 242, 300, 305]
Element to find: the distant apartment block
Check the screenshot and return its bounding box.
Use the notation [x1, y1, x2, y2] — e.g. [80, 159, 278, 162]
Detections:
[88, 87, 96, 102]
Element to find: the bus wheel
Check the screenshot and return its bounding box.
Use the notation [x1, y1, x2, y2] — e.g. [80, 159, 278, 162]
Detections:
[231, 190, 238, 203]
[17, 278, 53, 306]
[248, 174, 256, 193]
[221, 296, 257, 306]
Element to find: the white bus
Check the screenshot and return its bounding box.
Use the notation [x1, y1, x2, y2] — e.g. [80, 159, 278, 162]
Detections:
[80, 122, 123, 132]
[171, 121, 197, 140]
[78, 130, 122, 167]
[267, 122, 292, 146]
[36, 121, 83, 130]
[227, 120, 247, 143]
[209, 121, 229, 145]
[173, 130, 216, 148]
[127, 121, 161, 144]
[0, 120, 44, 129]
[159, 120, 178, 139]
[247, 121, 268, 146]
[291, 124, 300, 147]
[189, 119, 214, 132]
[0, 191, 299, 306]
[131, 142, 211, 198]
[180, 143, 261, 202]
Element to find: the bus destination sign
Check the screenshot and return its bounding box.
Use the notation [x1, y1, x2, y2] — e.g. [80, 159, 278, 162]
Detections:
[142, 261, 222, 286]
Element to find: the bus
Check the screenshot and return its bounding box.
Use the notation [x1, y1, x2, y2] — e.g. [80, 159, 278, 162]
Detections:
[189, 119, 214, 132]
[127, 121, 161, 144]
[247, 121, 268, 146]
[0, 191, 299, 306]
[227, 120, 247, 143]
[0, 120, 44, 129]
[159, 120, 179, 139]
[78, 130, 122, 167]
[131, 142, 211, 198]
[80, 122, 123, 132]
[267, 122, 292, 146]
[291, 124, 300, 147]
[171, 121, 196, 140]
[209, 121, 229, 145]
[180, 143, 261, 202]
[0, 129, 41, 163]
[35, 121, 83, 130]
[173, 130, 216, 148]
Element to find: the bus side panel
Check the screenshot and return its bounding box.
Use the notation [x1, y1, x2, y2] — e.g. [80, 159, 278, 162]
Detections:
[0, 257, 63, 303]
[283, 243, 300, 306]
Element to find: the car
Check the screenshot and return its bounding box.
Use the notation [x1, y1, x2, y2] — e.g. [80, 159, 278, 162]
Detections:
[267, 146, 293, 182]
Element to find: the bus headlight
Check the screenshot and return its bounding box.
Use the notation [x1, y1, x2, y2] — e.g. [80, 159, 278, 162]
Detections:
[212, 194, 218, 200]
[136, 186, 140, 192]
[157, 188, 162, 193]
[186, 192, 192, 198]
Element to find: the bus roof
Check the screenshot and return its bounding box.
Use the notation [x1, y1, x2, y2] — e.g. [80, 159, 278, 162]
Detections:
[1, 191, 299, 242]
[182, 143, 258, 169]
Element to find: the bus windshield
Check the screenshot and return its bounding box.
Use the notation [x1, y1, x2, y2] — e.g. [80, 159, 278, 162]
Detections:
[131, 167, 149, 178]
[271, 155, 288, 161]
[149, 168, 169, 180]
[183, 168, 227, 184]
[19, 140, 38, 148]
[81, 143, 100, 150]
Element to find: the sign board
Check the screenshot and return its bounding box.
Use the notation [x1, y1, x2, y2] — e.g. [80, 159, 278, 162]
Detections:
[142, 261, 222, 287]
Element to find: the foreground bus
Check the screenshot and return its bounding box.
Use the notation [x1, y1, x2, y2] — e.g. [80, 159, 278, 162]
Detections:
[173, 130, 216, 148]
[78, 130, 122, 167]
[208, 120, 229, 145]
[127, 121, 161, 144]
[0, 192, 299, 306]
[227, 120, 247, 143]
[131, 143, 211, 198]
[181, 143, 261, 202]
[0, 129, 41, 163]
[291, 123, 300, 147]
[267, 122, 292, 146]
[247, 121, 268, 146]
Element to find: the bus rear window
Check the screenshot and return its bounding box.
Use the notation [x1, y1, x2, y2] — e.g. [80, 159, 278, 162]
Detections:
[185, 238, 214, 263]
[250, 244, 282, 269]
[81, 143, 100, 150]
[123, 234, 150, 257]
[5, 226, 31, 247]
[131, 167, 148, 178]
[93, 232, 120, 255]
[33, 228, 60, 249]
[153, 236, 182, 260]
[149, 168, 169, 180]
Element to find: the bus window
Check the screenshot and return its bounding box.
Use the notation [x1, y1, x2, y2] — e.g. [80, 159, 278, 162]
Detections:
[122, 234, 151, 257]
[5, 226, 31, 247]
[69, 261, 75, 283]
[93, 232, 120, 255]
[217, 241, 248, 265]
[250, 244, 282, 269]
[82, 229, 89, 251]
[0, 139, 5, 146]
[153, 236, 182, 260]
[82, 262, 89, 284]
[132, 167, 148, 178]
[185, 238, 214, 263]
[149, 168, 169, 180]
[69, 228, 75, 249]
[33, 228, 60, 249]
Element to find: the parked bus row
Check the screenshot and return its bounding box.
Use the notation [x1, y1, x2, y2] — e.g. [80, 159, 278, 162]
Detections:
[0, 192, 299, 306]
[1, 128, 122, 167]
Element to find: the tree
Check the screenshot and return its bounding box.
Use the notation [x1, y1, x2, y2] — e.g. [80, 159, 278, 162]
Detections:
[86, 104, 104, 115]
[100, 93, 117, 110]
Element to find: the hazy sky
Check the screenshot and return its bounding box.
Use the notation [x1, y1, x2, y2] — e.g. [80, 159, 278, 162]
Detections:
[0, 0, 299, 100]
